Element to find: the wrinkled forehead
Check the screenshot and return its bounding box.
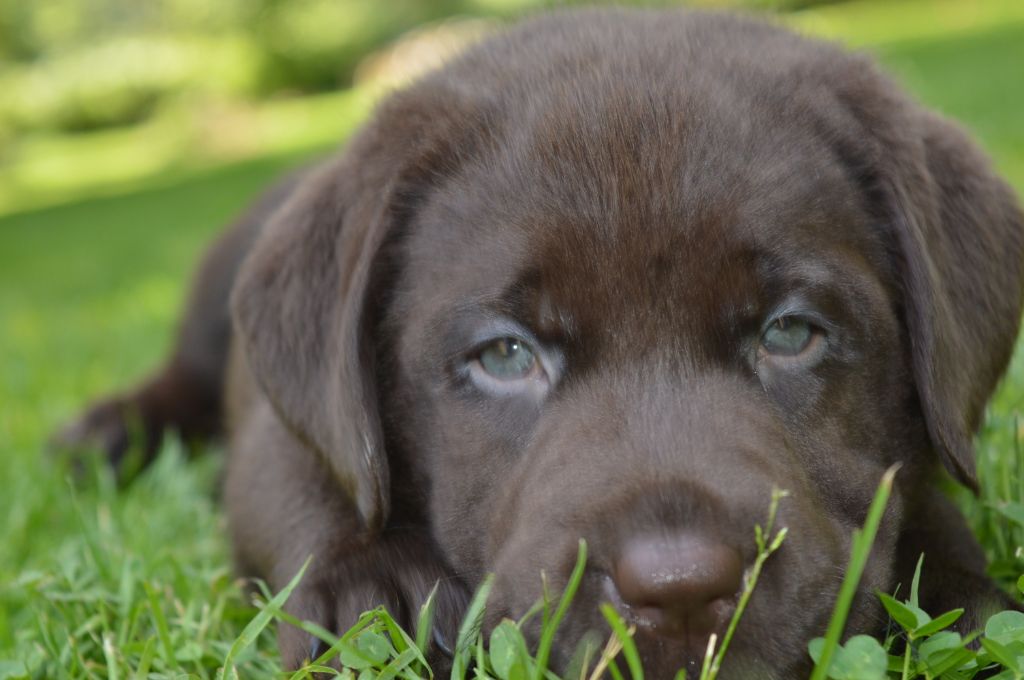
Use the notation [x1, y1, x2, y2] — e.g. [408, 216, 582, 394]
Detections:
[401, 83, 893, 350]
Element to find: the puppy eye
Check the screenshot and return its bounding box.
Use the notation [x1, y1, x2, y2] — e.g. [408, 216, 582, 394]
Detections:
[478, 337, 538, 380]
[761, 317, 814, 356]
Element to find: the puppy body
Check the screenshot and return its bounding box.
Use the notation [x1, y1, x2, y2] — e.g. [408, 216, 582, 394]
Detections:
[60, 9, 1024, 678]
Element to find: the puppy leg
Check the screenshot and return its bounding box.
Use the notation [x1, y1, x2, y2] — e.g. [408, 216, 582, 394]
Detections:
[52, 172, 304, 474]
[225, 402, 467, 671]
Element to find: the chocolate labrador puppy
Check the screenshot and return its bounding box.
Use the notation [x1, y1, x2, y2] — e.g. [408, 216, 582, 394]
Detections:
[57, 8, 1024, 678]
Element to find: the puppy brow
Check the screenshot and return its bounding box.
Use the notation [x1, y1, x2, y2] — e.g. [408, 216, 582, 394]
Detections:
[536, 292, 578, 343]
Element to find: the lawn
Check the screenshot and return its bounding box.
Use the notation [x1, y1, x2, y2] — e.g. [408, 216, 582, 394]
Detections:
[2, 0, 1024, 677]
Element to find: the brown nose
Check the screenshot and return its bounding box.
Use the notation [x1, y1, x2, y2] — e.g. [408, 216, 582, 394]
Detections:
[612, 534, 743, 643]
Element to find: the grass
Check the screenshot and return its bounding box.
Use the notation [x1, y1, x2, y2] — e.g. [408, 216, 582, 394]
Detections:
[2, 0, 1024, 677]
[0, 157, 309, 675]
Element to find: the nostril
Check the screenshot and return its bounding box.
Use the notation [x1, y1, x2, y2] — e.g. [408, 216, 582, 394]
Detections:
[613, 533, 743, 640]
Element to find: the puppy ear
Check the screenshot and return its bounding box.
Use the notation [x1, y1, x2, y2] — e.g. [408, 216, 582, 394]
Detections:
[832, 58, 1024, 488]
[231, 88, 480, 531]
[887, 110, 1024, 489]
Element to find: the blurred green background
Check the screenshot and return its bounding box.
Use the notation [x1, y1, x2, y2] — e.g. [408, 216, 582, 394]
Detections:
[1, 0, 1024, 675]
[1, 0, 1021, 214]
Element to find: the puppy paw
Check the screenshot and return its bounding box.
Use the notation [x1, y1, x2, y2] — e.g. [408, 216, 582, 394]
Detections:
[277, 534, 468, 672]
[50, 392, 163, 480]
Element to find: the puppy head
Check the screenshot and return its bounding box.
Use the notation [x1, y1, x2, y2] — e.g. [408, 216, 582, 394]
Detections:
[233, 9, 1024, 678]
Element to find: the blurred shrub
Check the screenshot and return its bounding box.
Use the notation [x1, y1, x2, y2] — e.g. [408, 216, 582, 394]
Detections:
[0, 0, 846, 137]
[0, 34, 259, 133]
[251, 0, 470, 93]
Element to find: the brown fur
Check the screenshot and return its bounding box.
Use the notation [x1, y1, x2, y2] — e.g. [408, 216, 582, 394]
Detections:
[56, 9, 1024, 678]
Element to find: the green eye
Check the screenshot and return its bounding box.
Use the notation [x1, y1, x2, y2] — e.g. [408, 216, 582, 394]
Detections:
[479, 337, 537, 379]
[761, 317, 813, 356]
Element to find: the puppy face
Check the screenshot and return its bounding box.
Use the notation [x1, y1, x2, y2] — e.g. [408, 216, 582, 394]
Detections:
[232, 9, 1024, 678]
[381, 67, 916, 676]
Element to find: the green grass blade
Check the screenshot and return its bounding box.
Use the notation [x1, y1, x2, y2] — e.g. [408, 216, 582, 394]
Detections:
[533, 540, 589, 680]
[132, 637, 155, 680]
[269, 607, 378, 672]
[416, 583, 440, 654]
[705, 489, 788, 680]
[599, 604, 642, 680]
[101, 633, 119, 680]
[142, 581, 178, 672]
[378, 647, 421, 680]
[451, 574, 494, 680]
[219, 556, 311, 678]
[376, 608, 410, 654]
[909, 554, 924, 609]
[809, 465, 898, 680]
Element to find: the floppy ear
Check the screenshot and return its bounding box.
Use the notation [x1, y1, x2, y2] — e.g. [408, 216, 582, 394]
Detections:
[828, 54, 1024, 488]
[884, 109, 1024, 489]
[231, 87, 481, 532]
